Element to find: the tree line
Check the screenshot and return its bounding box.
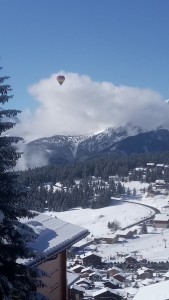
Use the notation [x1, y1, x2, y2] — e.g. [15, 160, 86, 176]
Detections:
[18, 151, 169, 186]
[17, 150, 169, 213]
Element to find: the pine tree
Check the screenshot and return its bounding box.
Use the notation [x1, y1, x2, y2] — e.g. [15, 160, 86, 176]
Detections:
[126, 187, 131, 196]
[0, 69, 38, 299]
[141, 221, 148, 234]
[133, 187, 136, 196]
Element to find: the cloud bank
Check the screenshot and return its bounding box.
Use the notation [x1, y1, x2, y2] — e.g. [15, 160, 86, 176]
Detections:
[13, 72, 169, 142]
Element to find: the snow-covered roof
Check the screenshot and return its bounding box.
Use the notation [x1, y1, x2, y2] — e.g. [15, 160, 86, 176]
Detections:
[155, 180, 165, 184]
[72, 239, 93, 247]
[147, 163, 155, 166]
[137, 268, 152, 275]
[67, 271, 81, 287]
[113, 272, 126, 279]
[80, 252, 102, 259]
[133, 280, 169, 300]
[71, 284, 85, 292]
[163, 270, 169, 278]
[137, 267, 151, 275]
[81, 267, 93, 273]
[135, 167, 144, 171]
[108, 266, 123, 272]
[116, 229, 136, 236]
[76, 278, 92, 285]
[125, 254, 137, 260]
[22, 213, 89, 266]
[154, 214, 169, 222]
[156, 164, 165, 167]
[71, 264, 84, 271]
[93, 287, 126, 297]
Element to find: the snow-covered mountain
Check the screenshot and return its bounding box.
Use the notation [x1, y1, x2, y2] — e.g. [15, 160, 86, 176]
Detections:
[23, 124, 169, 168]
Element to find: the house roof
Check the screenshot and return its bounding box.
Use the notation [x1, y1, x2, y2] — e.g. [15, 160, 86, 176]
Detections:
[93, 287, 126, 297]
[116, 229, 136, 236]
[155, 179, 165, 184]
[108, 266, 123, 272]
[80, 252, 102, 259]
[135, 167, 145, 171]
[113, 272, 126, 279]
[125, 254, 137, 260]
[156, 164, 165, 167]
[137, 267, 152, 275]
[22, 213, 89, 266]
[133, 280, 169, 300]
[154, 214, 169, 222]
[103, 278, 121, 286]
[163, 271, 169, 278]
[81, 267, 93, 273]
[71, 284, 85, 292]
[71, 264, 84, 271]
[67, 271, 81, 287]
[76, 278, 92, 285]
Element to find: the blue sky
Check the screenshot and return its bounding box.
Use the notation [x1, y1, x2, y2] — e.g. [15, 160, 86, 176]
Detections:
[1, 0, 169, 139]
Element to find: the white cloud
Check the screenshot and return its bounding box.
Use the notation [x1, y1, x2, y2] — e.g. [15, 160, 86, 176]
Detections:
[13, 72, 169, 142]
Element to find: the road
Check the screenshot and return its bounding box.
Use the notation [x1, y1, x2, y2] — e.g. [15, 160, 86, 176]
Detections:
[121, 199, 160, 230]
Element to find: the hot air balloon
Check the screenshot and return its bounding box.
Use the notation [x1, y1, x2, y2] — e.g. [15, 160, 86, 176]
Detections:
[57, 75, 65, 85]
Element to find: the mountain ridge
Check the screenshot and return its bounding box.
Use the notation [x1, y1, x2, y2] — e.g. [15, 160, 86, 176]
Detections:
[23, 124, 169, 168]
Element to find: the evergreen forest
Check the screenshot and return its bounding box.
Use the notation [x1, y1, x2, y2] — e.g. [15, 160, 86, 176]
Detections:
[18, 151, 169, 212]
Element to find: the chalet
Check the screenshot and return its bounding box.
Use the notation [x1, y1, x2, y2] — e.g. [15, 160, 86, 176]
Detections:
[135, 167, 144, 171]
[147, 162, 155, 168]
[104, 280, 120, 289]
[162, 270, 169, 280]
[153, 214, 169, 228]
[146, 192, 155, 198]
[93, 287, 124, 300]
[81, 266, 93, 275]
[107, 266, 123, 277]
[132, 280, 169, 300]
[69, 284, 85, 300]
[80, 252, 102, 267]
[88, 271, 98, 281]
[67, 271, 81, 287]
[113, 273, 126, 282]
[155, 179, 166, 189]
[70, 264, 85, 273]
[156, 164, 165, 169]
[75, 278, 92, 289]
[137, 267, 153, 279]
[71, 239, 94, 252]
[24, 213, 89, 300]
[99, 234, 119, 244]
[80, 267, 94, 278]
[125, 255, 138, 263]
[116, 229, 137, 239]
[89, 271, 102, 281]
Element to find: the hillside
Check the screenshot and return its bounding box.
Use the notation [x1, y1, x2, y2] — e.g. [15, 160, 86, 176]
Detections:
[46, 180, 169, 262]
[22, 124, 169, 168]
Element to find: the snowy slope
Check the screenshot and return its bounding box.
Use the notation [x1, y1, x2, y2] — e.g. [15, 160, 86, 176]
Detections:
[45, 183, 169, 262]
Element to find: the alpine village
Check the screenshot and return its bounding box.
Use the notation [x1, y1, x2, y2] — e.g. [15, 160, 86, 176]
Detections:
[1, 69, 169, 300]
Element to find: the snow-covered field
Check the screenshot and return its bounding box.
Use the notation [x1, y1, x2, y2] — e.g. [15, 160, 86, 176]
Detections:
[45, 181, 169, 262]
[46, 202, 153, 237]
